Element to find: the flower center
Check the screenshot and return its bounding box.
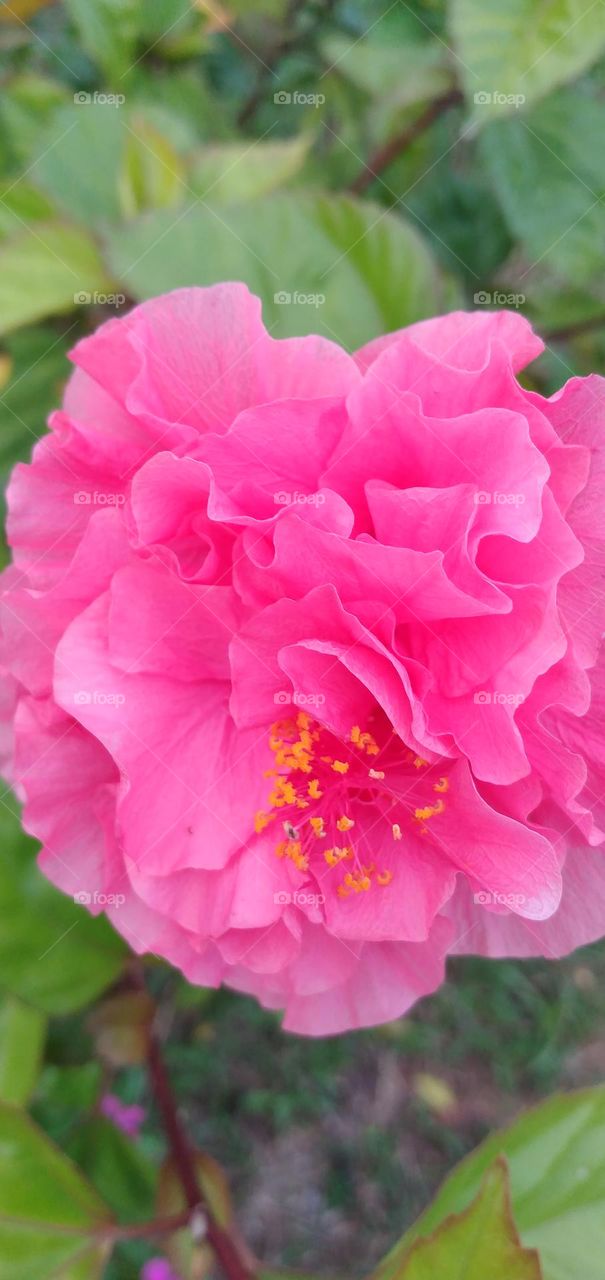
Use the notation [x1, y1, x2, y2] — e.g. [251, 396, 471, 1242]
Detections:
[254, 712, 449, 899]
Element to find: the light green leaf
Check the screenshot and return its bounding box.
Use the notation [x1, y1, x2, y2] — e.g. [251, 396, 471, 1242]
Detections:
[321, 35, 454, 107]
[67, 1118, 156, 1225]
[34, 103, 125, 226]
[190, 136, 311, 205]
[107, 192, 457, 349]
[0, 182, 58, 239]
[0, 997, 46, 1106]
[451, 0, 605, 118]
[0, 1103, 112, 1279]
[0, 324, 72, 481]
[391, 1087, 605, 1280]
[63, 0, 143, 84]
[480, 90, 605, 287]
[0, 222, 112, 335]
[0, 797, 125, 1015]
[0, 74, 69, 166]
[118, 114, 186, 217]
[378, 1159, 541, 1280]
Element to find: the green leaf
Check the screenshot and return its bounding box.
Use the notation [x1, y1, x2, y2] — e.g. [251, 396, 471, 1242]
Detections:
[451, 0, 605, 119]
[34, 103, 125, 226]
[480, 90, 605, 287]
[377, 1159, 541, 1280]
[0, 997, 46, 1106]
[392, 1087, 605, 1280]
[0, 324, 73, 481]
[63, 0, 143, 84]
[321, 35, 454, 107]
[0, 1103, 112, 1279]
[0, 797, 125, 1015]
[190, 136, 311, 205]
[0, 182, 58, 239]
[0, 222, 112, 335]
[106, 192, 457, 349]
[67, 1118, 156, 1225]
[0, 74, 69, 167]
[118, 114, 186, 217]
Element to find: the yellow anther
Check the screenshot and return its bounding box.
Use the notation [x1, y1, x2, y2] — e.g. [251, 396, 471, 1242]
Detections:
[433, 776, 449, 793]
[310, 816, 325, 838]
[332, 760, 349, 774]
[337, 884, 350, 898]
[336, 815, 355, 832]
[377, 869, 393, 886]
[414, 756, 428, 768]
[255, 810, 274, 834]
[350, 725, 379, 755]
[414, 805, 434, 822]
[296, 711, 311, 731]
[308, 778, 323, 800]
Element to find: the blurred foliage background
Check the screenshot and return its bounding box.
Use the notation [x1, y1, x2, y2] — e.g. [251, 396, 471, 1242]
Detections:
[2, 1, 605, 1277]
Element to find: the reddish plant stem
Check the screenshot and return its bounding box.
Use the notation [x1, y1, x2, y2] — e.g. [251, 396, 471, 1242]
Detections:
[544, 312, 605, 343]
[348, 89, 464, 195]
[146, 1031, 257, 1280]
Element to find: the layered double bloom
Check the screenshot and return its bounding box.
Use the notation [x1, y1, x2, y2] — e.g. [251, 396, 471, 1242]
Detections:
[2, 284, 605, 1033]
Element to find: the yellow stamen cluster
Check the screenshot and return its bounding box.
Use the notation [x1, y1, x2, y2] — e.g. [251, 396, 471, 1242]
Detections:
[350, 725, 380, 755]
[256, 715, 450, 906]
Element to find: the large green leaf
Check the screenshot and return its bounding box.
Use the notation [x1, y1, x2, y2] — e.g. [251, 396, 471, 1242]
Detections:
[63, 0, 143, 84]
[377, 1159, 540, 1280]
[0, 997, 46, 1106]
[0, 798, 125, 1015]
[67, 1118, 156, 1225]
[0, 223, 112, 335]
[0, 324, 73, 480]
[190, 136, 311, 205]
[451, 0, 605, 118]
[106, 192, 456, 349]
[0, 1104, 112, 1279]
[480, 90, 605, 287]
[321, 35, 454, 107]
[390, 1087, 605, 1280]
[33, 104, 125, 226]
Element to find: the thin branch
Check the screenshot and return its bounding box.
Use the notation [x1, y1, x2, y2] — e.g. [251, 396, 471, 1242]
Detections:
[146, 1025, 257, 1280]
[544, 312, 605, 343]
[348, 89, 464, 196]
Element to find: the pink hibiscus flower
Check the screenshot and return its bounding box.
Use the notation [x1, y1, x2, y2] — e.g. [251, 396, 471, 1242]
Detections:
[2, 285, 604, 1034]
